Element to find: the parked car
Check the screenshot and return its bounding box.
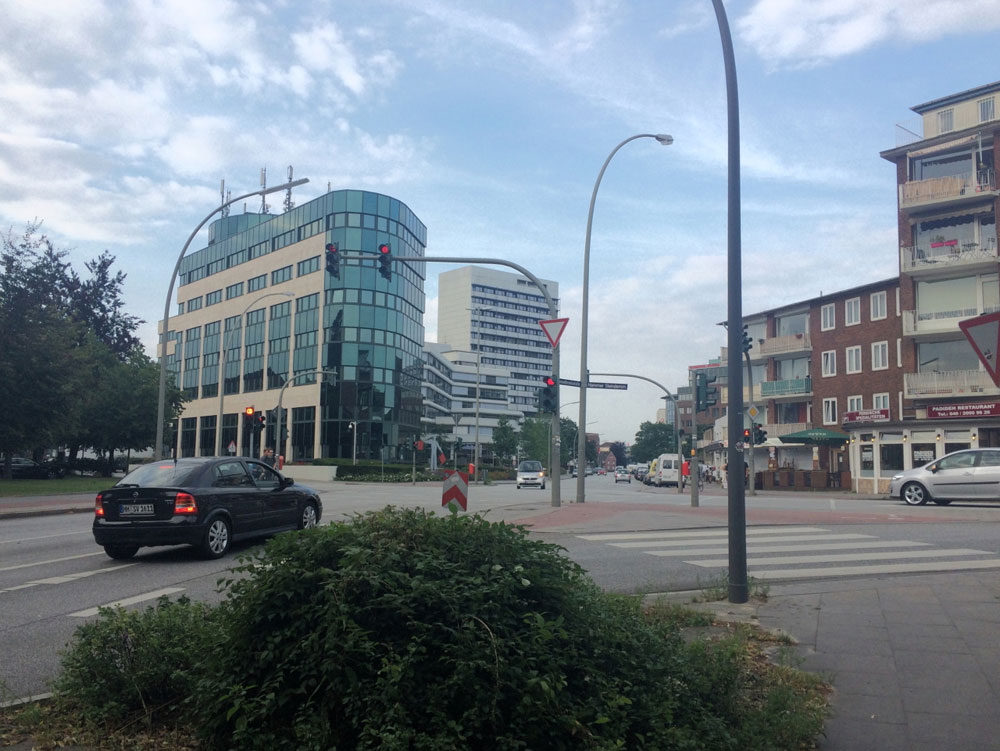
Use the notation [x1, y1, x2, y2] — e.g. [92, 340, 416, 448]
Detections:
[92, 457, 322, 560]
[597, 468, 607, 476]
[649, 454, 680, 487]
[614, 468, 631, 483]
[889, 448, 1000, 505]
[516, 460, 546, 489]
[8, 457, 64, 480]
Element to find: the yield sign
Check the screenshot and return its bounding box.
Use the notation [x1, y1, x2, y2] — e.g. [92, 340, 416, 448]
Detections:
[442, 470, 469, 512]
[539, 318, 569, 348]
[959, 311, 1000, 386]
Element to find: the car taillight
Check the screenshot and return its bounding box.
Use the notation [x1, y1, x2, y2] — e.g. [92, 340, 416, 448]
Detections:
[95, 492, 105, 517]
[174, 492, 197, 515]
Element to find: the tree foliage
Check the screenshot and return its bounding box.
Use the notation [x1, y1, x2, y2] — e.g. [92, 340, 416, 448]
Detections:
[490, 416, 518, 467]
[630, 421, 677, 462]
[517, 417, 550, 466]
[608, 441, 627, 466]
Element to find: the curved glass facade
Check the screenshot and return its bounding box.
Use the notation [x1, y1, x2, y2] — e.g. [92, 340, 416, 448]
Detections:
[171, 190, 426, 461]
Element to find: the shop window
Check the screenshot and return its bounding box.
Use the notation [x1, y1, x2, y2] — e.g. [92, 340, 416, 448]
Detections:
[911, 444, 936, 468]
[879, 443, 904, 474]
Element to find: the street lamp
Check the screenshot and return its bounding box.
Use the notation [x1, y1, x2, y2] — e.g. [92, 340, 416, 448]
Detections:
[348, 421, 357, 465]
[155, 177, 309, 458]
[576, 134, 672, 504]
[215, 291, 294, 457]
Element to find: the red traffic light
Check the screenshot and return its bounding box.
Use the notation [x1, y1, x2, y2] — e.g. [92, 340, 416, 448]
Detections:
[544, 376, 556, 387]
[743, 428, 751, 439]
[326, 242, 337, 253]
[378, 243, 390, 254]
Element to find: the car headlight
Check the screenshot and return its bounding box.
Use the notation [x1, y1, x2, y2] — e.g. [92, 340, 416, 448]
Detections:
[891, 473, 903, 481]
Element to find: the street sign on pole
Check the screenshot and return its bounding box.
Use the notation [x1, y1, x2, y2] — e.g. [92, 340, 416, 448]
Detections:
[559, 378, 582, 387]
[587, 381, 628, 390]
[539, 318, 569, 348]
[959, 311, 1000, 386]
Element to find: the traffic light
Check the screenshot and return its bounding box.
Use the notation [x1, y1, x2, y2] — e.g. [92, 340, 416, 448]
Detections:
[243, 406, 255, 428]
[325, 242, 340, 279]
[377, 243, 392, 280]
[256, 410, 266, 433]
[753, 423, 767, 444]
[704, 375, 718, 408]
[695, 372, 718, 411]
[539, 375, 558, 412]
[743, 427, 751, 441]
[742, 324, 753, 354]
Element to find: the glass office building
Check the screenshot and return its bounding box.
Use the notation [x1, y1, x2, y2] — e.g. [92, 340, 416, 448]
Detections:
[162, 189, 426, 462]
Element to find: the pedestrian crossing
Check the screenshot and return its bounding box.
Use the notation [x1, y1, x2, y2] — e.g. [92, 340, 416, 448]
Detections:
[577, 525, 1000, 581]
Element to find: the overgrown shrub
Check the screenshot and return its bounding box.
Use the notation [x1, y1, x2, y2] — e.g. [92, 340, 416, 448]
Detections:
[52, 596, 218, 726]
[193, 508, 755, 750]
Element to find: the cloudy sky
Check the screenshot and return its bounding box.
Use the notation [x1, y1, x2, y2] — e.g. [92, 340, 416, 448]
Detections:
[2, 0, 999, 444]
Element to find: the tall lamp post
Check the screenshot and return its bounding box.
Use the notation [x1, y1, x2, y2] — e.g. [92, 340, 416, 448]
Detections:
[215, 291, 294, 457]
[576, 134, 672, 504]
[348, 421, 357, 465]
[155, 177, 309, 459]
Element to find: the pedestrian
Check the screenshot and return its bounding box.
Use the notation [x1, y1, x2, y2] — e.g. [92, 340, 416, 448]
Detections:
[261, 447, 276, 468]
[722, 462, 728, 489]
[681, 459, 690, 489]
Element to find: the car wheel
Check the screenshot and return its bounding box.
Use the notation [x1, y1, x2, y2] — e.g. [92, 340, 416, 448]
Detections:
[299, 501, 319, 529]
[103, 544, 138, 560]
[932, 498, 952, 506]
[200, 517, 232, 559]
[541, 483, 546, 490]
[516, 484, 521, 489]
[901, 482, 930, 506]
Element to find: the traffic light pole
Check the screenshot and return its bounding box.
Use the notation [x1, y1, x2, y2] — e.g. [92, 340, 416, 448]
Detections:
[744, 348, 756, 497]
[340, 252, 563, 507]
[273, 369, 339, 466]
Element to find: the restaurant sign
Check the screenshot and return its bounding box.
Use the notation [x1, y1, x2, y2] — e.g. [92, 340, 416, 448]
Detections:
[842, 409, 890, 424]
[927, 402, 1000, 419]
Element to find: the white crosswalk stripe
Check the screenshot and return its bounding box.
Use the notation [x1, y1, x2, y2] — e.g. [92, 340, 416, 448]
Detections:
[577, 526, 1000, 581]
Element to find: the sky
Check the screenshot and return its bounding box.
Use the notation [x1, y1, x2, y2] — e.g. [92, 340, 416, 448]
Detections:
[2, 0, 1000, 445]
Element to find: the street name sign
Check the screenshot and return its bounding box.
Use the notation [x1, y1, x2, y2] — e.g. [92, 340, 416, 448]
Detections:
[587, 381, 628, 390]
[559, 378, 582, 387]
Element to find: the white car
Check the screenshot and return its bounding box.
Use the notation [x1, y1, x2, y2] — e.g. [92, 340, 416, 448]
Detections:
[516, 460, 546, 490]
[889, 448, 1000, 505]
[614, 468, 631, 483]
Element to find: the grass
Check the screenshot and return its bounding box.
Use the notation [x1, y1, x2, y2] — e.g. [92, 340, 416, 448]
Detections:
[0, 476, 118, 497]
[1, 599, 830, 751]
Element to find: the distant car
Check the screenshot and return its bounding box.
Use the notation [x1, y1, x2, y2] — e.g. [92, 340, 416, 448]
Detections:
[516, 460, 546, 490]
[597, 468, 607, 476]
[8, 457, 63, 480]
[614, 468, 631, 484]
[889, 448, 1000, 505]
[92, 457, 322, 560]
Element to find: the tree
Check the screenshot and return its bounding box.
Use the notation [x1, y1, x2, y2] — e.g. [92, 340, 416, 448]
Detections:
[559, 417, 577, 468]
[517, 418, 549, 466]
[630, 421, 677, 462]
[609, 441, 627, 466]
[490, 416, 518, 467]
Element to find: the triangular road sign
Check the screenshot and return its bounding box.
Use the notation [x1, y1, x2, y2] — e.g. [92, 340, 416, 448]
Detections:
[539, 318, 569, 348]
[959, 311, 1000, 386]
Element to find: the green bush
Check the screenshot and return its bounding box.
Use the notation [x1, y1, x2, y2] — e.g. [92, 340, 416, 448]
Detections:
[191, 508, 761, 750]
[52, 596, 218, 726]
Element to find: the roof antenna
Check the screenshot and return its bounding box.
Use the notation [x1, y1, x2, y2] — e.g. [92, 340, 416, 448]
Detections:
[283, 165, 295, 212]
[220, 179, 231, 217]
[259, 167, 269, 214]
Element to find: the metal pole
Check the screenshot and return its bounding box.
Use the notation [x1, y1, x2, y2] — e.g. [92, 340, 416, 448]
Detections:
[350, 421, 357, 465]
[745, 348, 756, 497]
[577, 134, 672, 505]
[711, 0, 748, 604]
[155, 178, 309, 459]
[474, 349, 481, 485]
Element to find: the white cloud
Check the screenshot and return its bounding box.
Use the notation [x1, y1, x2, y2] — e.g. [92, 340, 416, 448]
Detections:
[738, 0, 1000, 67]
[292, 22, 367, 95]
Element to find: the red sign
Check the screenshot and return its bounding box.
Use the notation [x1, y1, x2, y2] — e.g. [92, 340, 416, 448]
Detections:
[927, 402, 1000, 419]
[842, 409, 890, 424]
[442, 470, 469, 511]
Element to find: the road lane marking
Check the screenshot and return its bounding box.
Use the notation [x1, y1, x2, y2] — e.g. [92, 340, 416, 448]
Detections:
[688, 548, 993, 567]
[0, 552, 105, 572]
[646, 540, 931, 556]
[69, 587, 187, 617]
[0, 531, 92, 545]
[611, 533, 877, 548]
[0, 564, 136, 592]
[578, 526, 829, 541]
[750, 559, 1000, 580]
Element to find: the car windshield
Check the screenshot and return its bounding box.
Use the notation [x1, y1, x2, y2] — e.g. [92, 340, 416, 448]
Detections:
[117, 462, 203, 487]
[518, 461, 542, 472]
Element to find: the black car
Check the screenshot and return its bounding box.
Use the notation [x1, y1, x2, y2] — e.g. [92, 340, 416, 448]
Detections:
[93, 457, 322, 560]
[8, 457, 64, 479]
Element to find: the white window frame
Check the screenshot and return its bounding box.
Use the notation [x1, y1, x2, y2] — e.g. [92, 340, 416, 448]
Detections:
[821, 303, 835, 331]
[847, 395, 863, 412]
[822, 350, 837, 377]
[870, 291, 887, 321]
[872, 341, 889, 371]
[823, 398, 838, 425]
[846, 345, 862, 374]
[980, 97, 996, 123]
[938, 108, 954, 133]
[845, 297, 861, 326]
[873, 393, 890, 411]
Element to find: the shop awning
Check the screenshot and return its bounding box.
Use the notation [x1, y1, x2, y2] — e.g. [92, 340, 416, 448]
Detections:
[778, 428, 850, 445]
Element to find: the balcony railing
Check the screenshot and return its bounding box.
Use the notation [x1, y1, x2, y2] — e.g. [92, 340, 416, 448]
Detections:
[903, 370, 1000, 399]
[902, 306, 1000, 336]
[899, 169, 997, 211]
[760, 377, 812, 397]
[900, 238, 998, 273]
[758, 333, 811, 356]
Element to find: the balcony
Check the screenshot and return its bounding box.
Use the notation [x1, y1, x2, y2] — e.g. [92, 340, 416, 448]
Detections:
[902, 306, 999, 337]
[900, 238, 998, 275]
[758, 333, 811, 357]
[760, 377, 812, 398]
[903, 370, 1000, 399]
[899, 169, 997, 213]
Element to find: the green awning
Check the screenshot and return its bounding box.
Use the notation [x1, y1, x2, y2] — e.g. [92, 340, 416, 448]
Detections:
[778, 428, 850, 445]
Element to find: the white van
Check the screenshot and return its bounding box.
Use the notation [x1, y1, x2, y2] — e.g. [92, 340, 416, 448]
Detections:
[652, 454, 680, 487]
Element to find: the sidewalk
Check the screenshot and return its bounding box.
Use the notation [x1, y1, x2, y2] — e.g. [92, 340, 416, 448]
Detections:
[6, 487, 1000, 750]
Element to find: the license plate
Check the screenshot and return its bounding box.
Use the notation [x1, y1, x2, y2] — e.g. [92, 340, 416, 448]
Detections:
[119, 503, 154, 515]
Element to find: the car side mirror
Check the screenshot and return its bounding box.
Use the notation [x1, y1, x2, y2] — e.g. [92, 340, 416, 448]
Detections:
[280, 475, 294, 488]
[927, 464, 938, 473]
